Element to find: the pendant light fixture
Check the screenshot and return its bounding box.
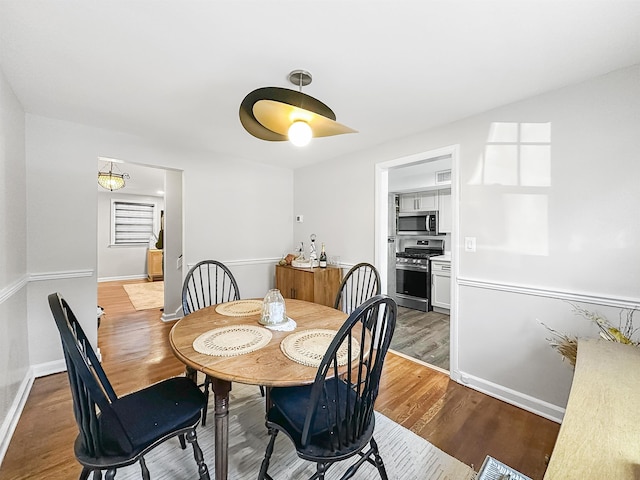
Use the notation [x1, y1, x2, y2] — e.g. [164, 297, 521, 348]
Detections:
[239, 70, 357, 146]
[97, 161, 129, 191]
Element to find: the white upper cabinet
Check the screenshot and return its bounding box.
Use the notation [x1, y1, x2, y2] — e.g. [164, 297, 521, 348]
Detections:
[399, 191, 438, 212]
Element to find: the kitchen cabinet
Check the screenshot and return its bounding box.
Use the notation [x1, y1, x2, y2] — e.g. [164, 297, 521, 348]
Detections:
[438, 188, 452, 233]
[399, 191, 438, 212]
[147, 248, 163, 282]
[431, 259, 451, 310]
[276, 265, 342, 307]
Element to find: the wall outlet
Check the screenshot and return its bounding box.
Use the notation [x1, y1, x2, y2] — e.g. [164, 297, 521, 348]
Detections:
[464, 237, 476, 252]
[295, 215, 304, 223]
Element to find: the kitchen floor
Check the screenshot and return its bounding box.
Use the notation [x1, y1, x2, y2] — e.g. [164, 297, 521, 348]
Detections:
[390, 306, 450, 371]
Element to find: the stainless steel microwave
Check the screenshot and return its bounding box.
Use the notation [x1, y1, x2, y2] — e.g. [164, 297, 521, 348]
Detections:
[397, 211, 439, 235]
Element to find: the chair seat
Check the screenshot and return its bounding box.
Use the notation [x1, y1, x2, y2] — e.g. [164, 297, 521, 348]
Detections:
[268, 378, 374, 461]
[80, 377, 205, 460]
[270, 378, 356, 436]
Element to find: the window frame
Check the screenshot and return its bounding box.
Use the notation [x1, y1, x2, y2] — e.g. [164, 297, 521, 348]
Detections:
[109, 199, 158, 247]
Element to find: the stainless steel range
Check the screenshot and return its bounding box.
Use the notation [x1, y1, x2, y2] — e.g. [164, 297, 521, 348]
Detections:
[396, 239, 444, 311]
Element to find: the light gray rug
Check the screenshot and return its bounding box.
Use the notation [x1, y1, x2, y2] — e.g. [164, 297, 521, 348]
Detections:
[116, 383, 476, 479]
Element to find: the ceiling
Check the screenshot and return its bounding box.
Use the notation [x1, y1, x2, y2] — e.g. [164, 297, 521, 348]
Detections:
[1, 1, 639, 171]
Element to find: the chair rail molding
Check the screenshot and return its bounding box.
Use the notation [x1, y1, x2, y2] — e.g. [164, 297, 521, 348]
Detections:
[29, 269, 94, 282]
[0, 274, 28, 305]
[457, 276, 639, 310]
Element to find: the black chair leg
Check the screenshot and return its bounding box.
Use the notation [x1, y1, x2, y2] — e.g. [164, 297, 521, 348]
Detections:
[186, 428, 210, 480]
[105, 469, 116, 480]
[139, 457, 150, 480]
[93, 470, 103, 480]
[258, 428, 279, 480]
[314, 462, 328, 480]
[179, 433, 187, 449]
[370, 438, 388, 480]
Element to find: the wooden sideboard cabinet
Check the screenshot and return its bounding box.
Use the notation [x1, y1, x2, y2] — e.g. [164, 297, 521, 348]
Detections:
[275, 265, 342, 308]
[147, 249, 163, 282]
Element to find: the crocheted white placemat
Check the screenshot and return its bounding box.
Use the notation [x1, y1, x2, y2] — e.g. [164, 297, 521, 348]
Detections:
[280, 329, 360, 367]
[192, 325, 272, 356]
[215, 300, 263, 317]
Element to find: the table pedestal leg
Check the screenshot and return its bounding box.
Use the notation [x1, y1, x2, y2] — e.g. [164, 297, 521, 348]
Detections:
[211, 379, 231, 480]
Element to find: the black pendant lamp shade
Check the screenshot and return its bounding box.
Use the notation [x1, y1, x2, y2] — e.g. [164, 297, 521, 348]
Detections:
[239, 70, 357, 144]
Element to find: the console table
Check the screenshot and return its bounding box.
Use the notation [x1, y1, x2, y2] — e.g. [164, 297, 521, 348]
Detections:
[543, 338, 640, 479]
[147, 248, 163, 281]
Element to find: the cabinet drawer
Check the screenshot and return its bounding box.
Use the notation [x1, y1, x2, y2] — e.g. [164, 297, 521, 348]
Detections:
[431, 261, 451, 274]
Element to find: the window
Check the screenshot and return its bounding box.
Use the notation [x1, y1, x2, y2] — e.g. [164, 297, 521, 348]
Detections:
[111, 200, 156, 246]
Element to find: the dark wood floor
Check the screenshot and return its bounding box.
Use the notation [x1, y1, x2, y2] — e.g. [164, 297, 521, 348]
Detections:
[391, 306, 450, 370]
[0, 280, 560, 479]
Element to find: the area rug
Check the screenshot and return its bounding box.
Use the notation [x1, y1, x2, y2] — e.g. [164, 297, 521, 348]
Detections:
[122, 281, 163, 310]
[115, 382, 476, 479]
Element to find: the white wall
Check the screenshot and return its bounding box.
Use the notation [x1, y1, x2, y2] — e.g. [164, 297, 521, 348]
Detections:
[25, 114, 293, 368]
[97, 192, 165, 281]
[0, 67, 29, 462]
[294, 64, 640, 420]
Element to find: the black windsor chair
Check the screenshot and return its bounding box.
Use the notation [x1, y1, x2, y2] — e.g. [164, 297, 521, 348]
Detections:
[182, 260, 240, 315]
[181, 259, 263, 425]
[258, 294, 397, 480]
[48, 292, 209, 480]
[333, 262, 381, 315]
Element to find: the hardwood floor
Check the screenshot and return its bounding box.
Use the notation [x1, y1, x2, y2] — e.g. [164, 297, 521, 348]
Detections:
[0, 280, 560, 479]
[390, 306, 450, 370]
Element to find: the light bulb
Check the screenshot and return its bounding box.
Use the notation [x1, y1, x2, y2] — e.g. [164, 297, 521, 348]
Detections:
[288, 121, 312, 147]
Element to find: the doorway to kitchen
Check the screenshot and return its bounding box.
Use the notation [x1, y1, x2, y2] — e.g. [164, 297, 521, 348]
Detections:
[374, 145, 458, 375]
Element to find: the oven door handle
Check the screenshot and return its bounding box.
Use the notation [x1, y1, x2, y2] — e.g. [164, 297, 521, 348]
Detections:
[396, 264, 428, 272]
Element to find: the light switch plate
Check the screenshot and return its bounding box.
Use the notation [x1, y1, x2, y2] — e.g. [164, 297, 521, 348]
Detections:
[465, 237, 476, 252]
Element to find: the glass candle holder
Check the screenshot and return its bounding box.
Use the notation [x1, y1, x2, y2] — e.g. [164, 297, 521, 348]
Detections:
[259, 289, 287, 326]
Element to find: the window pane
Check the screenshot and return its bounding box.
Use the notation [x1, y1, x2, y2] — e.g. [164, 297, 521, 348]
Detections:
[113, 201, 154, 245]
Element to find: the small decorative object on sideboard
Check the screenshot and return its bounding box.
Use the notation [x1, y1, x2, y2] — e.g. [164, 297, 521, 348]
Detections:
[309, 233, 318, 267]
[319, 243, 327, 268]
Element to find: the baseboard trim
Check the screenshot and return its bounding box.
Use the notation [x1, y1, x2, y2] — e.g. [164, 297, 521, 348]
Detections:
[32, 359, 67, 378]
[161, 305, 183, 323]
[455, 370, 564, 424]
[0, 369, 34, 466]
[457, 276, 640, 309]
[98, 274, 147, 283]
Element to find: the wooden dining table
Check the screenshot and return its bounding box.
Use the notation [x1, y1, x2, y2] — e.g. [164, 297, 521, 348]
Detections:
[169, 298, 350, 480]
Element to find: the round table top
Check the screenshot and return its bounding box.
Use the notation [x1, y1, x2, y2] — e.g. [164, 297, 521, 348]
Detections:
[169, 299, 351, 387]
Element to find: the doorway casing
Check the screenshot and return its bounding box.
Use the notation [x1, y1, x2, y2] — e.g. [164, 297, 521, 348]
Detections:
[374, 144, 460, 381]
